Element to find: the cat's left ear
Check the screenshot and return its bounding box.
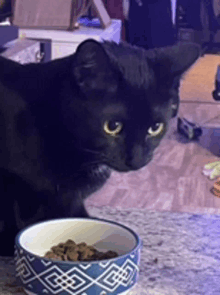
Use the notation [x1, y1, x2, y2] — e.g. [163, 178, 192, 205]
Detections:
[147, 42, 201, 81]
[72, 39, 117, 94]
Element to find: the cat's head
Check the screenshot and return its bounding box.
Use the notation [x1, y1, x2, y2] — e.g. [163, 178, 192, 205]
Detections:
[62, 39, 200, 172]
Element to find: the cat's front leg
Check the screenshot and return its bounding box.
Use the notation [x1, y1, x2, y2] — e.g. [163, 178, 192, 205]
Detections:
[53, 188, 89, 219]
[68, 190, 89, 218]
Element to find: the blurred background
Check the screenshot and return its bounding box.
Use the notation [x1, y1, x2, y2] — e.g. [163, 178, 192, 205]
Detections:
[0, 0, 220, 51]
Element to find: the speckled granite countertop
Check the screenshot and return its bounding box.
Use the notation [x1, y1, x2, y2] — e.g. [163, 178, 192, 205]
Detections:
[1, 206, 220, 295]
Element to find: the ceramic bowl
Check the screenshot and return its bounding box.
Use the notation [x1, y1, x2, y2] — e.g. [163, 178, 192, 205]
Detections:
[15, 218, 142, 295]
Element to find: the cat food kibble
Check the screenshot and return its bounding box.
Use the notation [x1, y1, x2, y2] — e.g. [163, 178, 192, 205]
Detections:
[43, 239, 118, 261]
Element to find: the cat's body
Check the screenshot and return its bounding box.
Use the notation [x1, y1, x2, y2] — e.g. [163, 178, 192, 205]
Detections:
[0, 39, 200, 255]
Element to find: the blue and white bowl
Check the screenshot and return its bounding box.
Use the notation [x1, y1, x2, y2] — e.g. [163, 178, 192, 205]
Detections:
[15, 218, 142, 295]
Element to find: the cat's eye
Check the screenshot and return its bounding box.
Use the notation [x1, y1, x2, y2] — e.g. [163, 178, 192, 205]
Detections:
[148, 123, 164, 137]
[104, 120, 123, 136]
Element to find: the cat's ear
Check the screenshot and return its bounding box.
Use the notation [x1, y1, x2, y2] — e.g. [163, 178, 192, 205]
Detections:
[147, 42, 201, 81]
[72, 39, 117, 94]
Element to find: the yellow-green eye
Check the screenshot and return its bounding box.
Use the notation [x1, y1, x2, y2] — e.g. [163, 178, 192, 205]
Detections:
[148, 122, 164, 137]
[104, 120, 123, 136]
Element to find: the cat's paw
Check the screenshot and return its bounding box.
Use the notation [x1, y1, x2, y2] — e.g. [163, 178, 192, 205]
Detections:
[203, 161, 220, 179]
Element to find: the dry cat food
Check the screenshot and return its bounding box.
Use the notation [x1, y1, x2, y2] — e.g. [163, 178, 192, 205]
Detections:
[44, 239, 118, 261]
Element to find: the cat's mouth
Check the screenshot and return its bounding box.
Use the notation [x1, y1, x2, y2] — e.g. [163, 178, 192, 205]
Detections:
[106, 154, 153, 172]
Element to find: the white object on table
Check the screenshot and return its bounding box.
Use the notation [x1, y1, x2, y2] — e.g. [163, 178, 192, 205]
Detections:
[19, 19, 122, 60]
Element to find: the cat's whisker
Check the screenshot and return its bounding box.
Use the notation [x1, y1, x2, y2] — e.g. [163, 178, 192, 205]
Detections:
[81, 148, 102, 155]
[80, 160, 107, 169]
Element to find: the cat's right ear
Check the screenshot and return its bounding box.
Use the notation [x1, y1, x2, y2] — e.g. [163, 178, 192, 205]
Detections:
[146, 42, 201, 82]
[72, 39, 117, 94]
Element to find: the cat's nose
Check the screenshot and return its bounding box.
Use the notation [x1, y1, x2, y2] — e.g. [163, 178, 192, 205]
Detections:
[125, 145, 146, 170]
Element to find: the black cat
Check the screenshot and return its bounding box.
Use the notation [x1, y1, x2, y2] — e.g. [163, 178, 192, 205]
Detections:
[0, 39, 200, 255]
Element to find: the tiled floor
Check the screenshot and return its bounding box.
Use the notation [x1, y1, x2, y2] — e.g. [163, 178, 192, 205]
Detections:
[85, 53, 220, 215]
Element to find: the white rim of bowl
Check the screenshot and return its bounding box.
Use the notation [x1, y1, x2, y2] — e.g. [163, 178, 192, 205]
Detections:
[15, 217, 142, 264]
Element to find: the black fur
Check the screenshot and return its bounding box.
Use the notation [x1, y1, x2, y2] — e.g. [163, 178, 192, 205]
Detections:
[0, 39, 200, 255]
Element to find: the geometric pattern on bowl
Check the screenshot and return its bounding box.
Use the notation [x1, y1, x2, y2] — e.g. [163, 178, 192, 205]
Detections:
[15, 247, 140, 294]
